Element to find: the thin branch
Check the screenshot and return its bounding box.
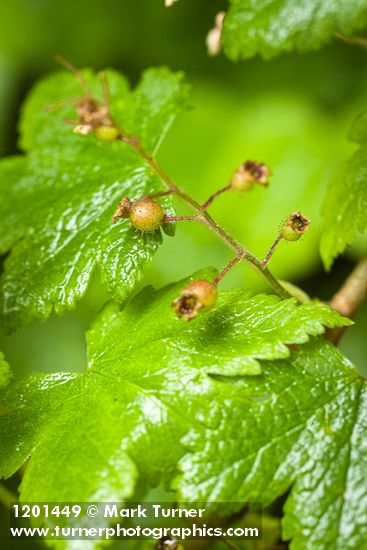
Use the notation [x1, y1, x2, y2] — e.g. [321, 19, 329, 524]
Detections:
[327, 255, 367, 344]
[214, 253, 244, 285]
[146, 189, 174, 199]
[201, 184, 231, 210]
[98, 71, 111, 109]
[261, 233, 283, 268]
[330, 255, 367, 316]
[117, 134, 290, 299]
[163, 215, 207, 224]
[335, 32, 367, 49]
[55, 54, 91, 93]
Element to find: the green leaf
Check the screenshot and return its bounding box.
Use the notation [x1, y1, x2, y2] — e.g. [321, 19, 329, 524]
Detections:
[0, 352, 12, 390]
[222, 0, 367, 61]
[0, 273, 354, 547]
[0, 67, 188, 330]
[320, 111, 367, 269]
[87, 273, 351, 379]
[0, 271, 348, 489]
[176, 340, 367, 550]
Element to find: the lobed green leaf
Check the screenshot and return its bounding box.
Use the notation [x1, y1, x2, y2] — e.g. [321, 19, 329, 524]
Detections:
[176, 340, 367, 550]
[222, 0, 367, 61]
[0, 271, 349, 495]
[0, 272, 357, 547]
[0, 67, 188, 330]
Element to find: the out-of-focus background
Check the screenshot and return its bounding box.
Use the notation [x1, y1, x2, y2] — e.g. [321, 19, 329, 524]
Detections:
[0, 0, 366, 384]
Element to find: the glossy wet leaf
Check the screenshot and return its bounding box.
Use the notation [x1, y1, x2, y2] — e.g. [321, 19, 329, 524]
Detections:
[177, 340, 367, 550]
[320, 110, 367, 269]
[222, 0, 367, 61]
[0, 271, 349, 492]
[0, 67, 188, 330]
[88, 271, 350, 379]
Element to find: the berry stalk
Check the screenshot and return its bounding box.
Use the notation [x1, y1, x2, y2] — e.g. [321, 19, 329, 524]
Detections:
[201, 185, 231, 210]
[213, 253, 245, 285]
[118, 133, 291, 300]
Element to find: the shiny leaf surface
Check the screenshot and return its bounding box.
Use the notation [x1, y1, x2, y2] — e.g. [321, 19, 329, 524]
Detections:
[177, 340, 367, 550]
[0, 67, 187, 330]
[0, 270, 349, 492]
[223, 0, 367, 60]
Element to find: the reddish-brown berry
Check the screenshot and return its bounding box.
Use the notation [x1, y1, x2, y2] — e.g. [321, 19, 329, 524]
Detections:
[129, 198, 165, 232]
[230, 160, 271, 191]
[172, 279, 217, 321]
[281, 211, 310, 241]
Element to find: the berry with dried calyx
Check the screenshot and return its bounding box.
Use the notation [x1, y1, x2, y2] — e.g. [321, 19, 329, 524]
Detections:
[230, 160, 271, 191]
[129, 198, 165, 232]
[281, 211, 310, 241]
[172, 279, 217, 321]
[95, 125, 120, 142]
[112, 196, 133, 223]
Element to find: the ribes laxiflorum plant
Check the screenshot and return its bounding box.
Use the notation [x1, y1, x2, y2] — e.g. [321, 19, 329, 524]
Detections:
[1, 8, 367, 547]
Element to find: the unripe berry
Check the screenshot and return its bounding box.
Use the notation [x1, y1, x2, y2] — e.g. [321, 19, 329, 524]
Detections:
[172, 279, 217, 321]
[95, 125, 120, 142]
[230, 160, 271, 191]
[281, 211, 310, 241]
[129, 199, 165, 232]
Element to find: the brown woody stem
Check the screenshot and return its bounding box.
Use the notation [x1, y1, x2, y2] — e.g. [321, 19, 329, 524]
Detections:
[327, 255, 367, 344]
[117, 133, 290, 299]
